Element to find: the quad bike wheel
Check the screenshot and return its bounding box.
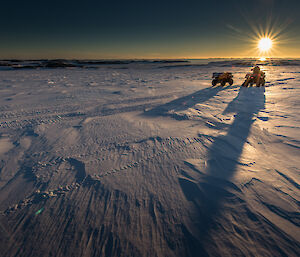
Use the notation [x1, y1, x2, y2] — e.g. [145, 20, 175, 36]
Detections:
[221, 81, 226, 86]
[229, 79, 233, 86]
[212, 79, 218, 86]
[242, 81, 248, 87]
[256, 79, 265, 87]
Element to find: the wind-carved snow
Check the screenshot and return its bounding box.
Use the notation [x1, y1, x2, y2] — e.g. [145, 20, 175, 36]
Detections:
[0, 63, 299, 257]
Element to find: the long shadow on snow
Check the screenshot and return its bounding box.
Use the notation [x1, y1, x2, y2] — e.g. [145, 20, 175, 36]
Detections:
[143, 85, 234, 119]
[179, 86, 266, 256]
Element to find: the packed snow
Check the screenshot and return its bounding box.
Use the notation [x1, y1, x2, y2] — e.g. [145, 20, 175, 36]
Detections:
[0, 59, 299, 257]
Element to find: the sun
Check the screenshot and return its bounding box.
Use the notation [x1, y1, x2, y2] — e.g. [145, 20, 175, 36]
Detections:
[258, 37, 272, 52]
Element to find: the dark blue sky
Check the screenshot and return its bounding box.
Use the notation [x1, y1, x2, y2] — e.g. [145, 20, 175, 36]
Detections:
[1, 0, 299, 59]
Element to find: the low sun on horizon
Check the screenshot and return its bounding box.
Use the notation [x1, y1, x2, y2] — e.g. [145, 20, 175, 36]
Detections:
[258, 37, 273, 52]
[256, 37, 273, 60]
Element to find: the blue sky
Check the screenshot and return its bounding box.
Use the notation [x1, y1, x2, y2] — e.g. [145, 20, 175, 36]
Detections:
[1, 0, 299, 59]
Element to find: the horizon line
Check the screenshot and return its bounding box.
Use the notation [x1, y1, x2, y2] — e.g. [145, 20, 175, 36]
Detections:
[1, 57, 300, 61]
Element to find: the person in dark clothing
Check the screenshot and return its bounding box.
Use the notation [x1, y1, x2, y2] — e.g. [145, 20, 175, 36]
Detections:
[252, 66, 262, 85]
[253, 66, 261, 75]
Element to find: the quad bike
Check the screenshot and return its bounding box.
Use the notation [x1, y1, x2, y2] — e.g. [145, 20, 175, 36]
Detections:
[212, 72, 233, 86]
[242, 71, 265, 87]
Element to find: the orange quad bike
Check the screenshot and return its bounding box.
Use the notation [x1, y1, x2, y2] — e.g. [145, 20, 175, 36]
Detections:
[212, 72, 234, 86]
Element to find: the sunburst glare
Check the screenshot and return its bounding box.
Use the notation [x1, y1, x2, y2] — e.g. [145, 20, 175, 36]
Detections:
[258, 38, 272, 52]
[231, 16, 293, 59]
[250, 28, 278, 59]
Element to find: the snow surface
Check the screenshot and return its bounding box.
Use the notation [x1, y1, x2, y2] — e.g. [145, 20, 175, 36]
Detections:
[0, 60, 299, 257]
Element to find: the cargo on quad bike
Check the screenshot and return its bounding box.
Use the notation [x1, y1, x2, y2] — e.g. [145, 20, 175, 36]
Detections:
[212, 72, 233, 86]
[242, 71, 265, 87]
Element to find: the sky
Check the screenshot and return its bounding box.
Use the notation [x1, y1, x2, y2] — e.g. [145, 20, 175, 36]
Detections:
[1, 0, 300, 59]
